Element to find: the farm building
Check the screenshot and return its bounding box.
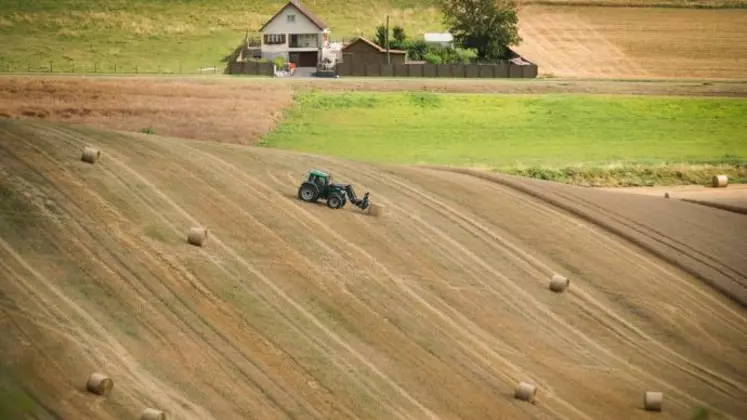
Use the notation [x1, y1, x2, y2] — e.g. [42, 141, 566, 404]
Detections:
[258, 0, 330, 67]
[341, 37, 407, 66]
[424, 32, 454, 48]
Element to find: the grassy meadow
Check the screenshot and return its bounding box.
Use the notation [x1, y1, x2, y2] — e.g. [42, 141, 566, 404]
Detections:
[261, 92, 747, 186]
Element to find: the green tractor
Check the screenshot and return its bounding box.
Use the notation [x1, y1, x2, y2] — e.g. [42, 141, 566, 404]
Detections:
[297, 169, 371, 210]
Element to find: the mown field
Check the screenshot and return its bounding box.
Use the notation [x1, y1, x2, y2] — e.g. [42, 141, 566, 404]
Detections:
[1, 0, 747, 79]
[0, 76, 293, 144]
[516, 5, 747, 79]
[261, 91, 747, 186]
[524, 0, 747, 6]
[1, 118, 747, 419]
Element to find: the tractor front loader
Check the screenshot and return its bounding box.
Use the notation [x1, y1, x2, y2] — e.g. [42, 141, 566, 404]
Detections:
[297, 169, 370, 211]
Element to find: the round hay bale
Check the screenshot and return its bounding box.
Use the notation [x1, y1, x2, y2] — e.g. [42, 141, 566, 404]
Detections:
[514, 381, 536, 402]
[549, 274, 569, 293]
[644, 391, 663, 411]
[81, 146, 101, 164]
[86, 372, 113, 396]
[187, 227, 208, 246]
[664, 192, 670, 199]
[368, 203, 385, 217]
[141, 408, 166, 420]
[712, 175, 728, 188]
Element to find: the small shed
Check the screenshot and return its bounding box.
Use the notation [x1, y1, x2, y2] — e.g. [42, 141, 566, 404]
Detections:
[341, 37, 407, 66]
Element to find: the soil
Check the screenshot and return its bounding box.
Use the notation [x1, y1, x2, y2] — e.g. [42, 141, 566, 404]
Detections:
[0, 119, 745, 420]
[603, 184, 747, 214]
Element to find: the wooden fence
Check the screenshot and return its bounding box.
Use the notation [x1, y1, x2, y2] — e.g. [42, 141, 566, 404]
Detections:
[335, 61, 538, 79]
[227, 61, 275, 76]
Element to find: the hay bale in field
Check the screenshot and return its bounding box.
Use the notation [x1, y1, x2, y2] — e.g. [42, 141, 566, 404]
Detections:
[514, 381, 536, 402]
[368, 203, 385, 217]
[712, 175, 728, 188]
[81, 146, 101, 164]
[141, 408, 166, 420]
[187, 227, 208, 246]
[644, 391, 663, 411]
[664, 192, 670, 199]
[549, 274, 569, 293]
[86, 372, 113, 396]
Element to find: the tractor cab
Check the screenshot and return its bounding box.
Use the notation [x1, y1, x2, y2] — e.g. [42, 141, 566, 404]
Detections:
[307, 169, 329, 191]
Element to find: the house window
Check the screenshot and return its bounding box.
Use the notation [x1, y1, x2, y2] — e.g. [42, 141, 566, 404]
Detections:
[263, 34, 286, 45]
[287, 14, 295, 23]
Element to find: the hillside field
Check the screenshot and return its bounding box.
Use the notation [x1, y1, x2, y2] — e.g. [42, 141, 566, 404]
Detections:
[1, 118, 746, 419]
[1, 0, 747, 79]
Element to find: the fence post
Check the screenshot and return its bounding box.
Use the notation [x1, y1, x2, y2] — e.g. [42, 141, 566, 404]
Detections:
[114, 63, 117, 73]
[49, 61, 53, 72]
[72, 61, 75, 73]
[135, 65, 138, 74]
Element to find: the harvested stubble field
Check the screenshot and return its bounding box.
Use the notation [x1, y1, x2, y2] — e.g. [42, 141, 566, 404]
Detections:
[521, 0, 747, 6]
[0, 76, 292, 145]
[1, 118, 746, 419]
[515, 5, 747, 79]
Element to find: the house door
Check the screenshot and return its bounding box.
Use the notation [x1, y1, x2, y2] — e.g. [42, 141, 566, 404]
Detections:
[298, 51, 318, 67]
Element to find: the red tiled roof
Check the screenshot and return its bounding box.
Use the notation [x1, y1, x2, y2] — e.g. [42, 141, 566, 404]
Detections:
[342, 37, 407, 54]
[259, 0, 328, 32]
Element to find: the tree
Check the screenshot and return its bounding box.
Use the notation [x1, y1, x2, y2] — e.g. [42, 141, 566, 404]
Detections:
[375, 24, 388, 48]
[392, 25, 407, 46]
[439, 0, 522, 61]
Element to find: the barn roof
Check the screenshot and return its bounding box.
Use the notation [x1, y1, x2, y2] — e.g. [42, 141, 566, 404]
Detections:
[259, 0, 328, 32]
[342, 37, 407, 54]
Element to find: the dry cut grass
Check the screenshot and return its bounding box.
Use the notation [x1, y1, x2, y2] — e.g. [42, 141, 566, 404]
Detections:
[0, 76, 293, 144]
[519, 0, 747, 7]
[515, 5, 747, 79]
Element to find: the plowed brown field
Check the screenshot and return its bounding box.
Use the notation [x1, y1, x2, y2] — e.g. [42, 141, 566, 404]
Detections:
[1, 119, 746, 419]
[515, 5, 747, 79]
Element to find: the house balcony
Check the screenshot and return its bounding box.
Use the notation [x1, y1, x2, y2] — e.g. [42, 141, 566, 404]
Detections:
[289, 34, 320, 49]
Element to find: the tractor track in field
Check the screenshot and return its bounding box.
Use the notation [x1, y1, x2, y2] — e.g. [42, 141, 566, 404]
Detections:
[1, 119, 746, 419]
[27, 126, 385, 420]
[352, 166, 746, 405]
[35, 124, 434, 419]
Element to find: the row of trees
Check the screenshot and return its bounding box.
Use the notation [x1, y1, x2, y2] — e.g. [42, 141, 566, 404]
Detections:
[370, 0, 521, 64]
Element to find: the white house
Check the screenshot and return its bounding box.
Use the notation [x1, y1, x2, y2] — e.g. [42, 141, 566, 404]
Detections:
[258, 0, 330, 67]
[424, 32, 454, 48]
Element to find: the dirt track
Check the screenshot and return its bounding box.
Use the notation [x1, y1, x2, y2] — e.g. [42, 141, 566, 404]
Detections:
[0, 119, 746, 419]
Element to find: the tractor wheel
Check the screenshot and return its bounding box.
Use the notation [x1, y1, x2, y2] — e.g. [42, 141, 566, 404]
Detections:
[298, 182, 319, 202]
[327, 194, 343, 209]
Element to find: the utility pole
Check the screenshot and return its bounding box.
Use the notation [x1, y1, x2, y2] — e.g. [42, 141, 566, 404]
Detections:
[385, 15, 391, 64]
